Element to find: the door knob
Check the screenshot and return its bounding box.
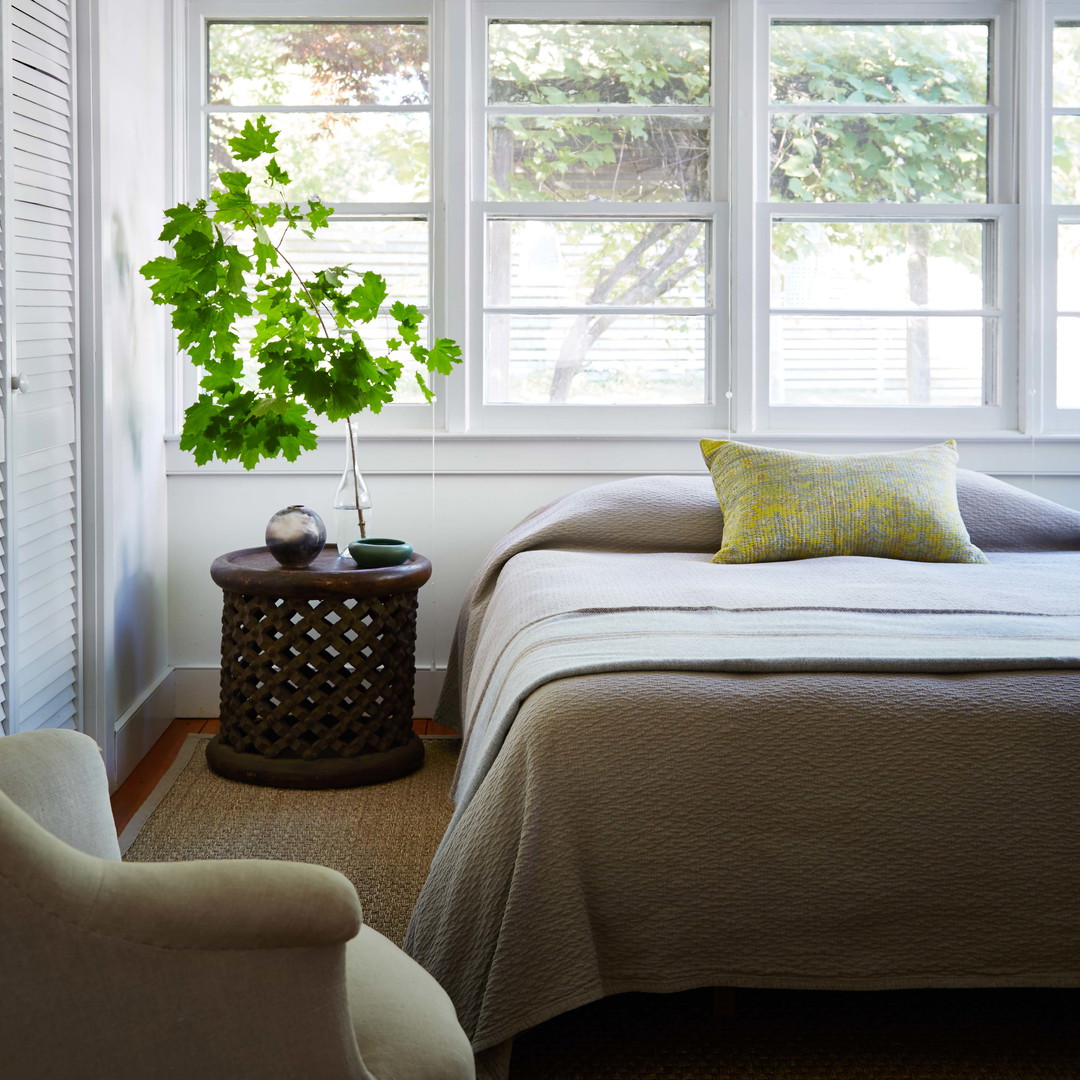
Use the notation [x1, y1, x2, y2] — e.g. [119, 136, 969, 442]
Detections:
[10, 373, 29, 393]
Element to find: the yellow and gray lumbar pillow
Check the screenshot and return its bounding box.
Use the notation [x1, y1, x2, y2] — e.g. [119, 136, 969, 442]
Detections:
[700, 438, 988, 565]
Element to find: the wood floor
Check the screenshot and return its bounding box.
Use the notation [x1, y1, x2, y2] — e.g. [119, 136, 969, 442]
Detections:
[110, 716, 455, 835]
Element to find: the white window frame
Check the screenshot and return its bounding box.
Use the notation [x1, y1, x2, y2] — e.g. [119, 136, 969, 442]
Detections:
[178, 0, 453, 437]
[468, 0, 731, 434]
[747, 0, 1019, 437]
[165, 0, 1080, 457]
[1045, 2, 1080, 432]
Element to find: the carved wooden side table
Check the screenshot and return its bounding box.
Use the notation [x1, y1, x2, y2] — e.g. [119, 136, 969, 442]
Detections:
[206, 546, 432, 788]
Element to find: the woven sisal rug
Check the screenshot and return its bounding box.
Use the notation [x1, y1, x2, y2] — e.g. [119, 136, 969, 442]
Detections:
[124, 734, 1080, 1079]
[123, 733, 458, 946]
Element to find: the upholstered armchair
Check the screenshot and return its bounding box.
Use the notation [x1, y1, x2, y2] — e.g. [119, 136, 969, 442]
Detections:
[0, 728, 475, 1080]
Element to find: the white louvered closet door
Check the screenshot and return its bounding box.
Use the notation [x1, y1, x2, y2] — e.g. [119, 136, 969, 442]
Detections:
[0, 0, 79, 735]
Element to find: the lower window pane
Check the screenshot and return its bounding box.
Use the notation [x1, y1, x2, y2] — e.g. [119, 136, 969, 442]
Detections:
[1059, 223, 1080, 310]
[224, 220, 431, 405]
[1059, 317, 1080, 409]
[772, 221, 986, 309]
[282, 219, 429, 305]
[486, 314, 707, 404]
[770, 315, 986, 406]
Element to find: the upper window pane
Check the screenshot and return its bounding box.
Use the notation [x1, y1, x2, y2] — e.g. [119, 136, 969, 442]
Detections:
[770, 114, 986, 203]
[488, 116, 709, 202]
[1053, 24, 1080, 108]
[1052, 116, 1080, 203]
[770, 23, 989, 105]
[208, 22, 429, 106]
[210, 113, 429, 202]
[488, 21, 710, 105]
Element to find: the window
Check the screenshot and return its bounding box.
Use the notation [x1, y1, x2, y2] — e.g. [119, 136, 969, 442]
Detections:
[189, 11, 437, 426]
[473, 3, 727, 432]
[1053, 19, 1080, 419]
[175, 1, 1080, 448]
[759, 5, 1016, 433]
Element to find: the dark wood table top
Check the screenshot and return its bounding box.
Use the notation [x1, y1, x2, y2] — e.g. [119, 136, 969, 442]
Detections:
[211, 546, 432, 599]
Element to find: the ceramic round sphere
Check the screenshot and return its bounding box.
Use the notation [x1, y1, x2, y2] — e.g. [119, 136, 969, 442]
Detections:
[265, 505, 327, 568]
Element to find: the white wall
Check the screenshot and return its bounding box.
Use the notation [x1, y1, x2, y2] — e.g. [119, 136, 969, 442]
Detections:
[84, 0, 173, 784]
[167, 456, 614, 716]
[166, 434, 1080, 720]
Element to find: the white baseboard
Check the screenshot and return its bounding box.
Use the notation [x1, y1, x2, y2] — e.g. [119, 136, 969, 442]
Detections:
[112, 667, 176, 789]
[172, 665, 448, 720]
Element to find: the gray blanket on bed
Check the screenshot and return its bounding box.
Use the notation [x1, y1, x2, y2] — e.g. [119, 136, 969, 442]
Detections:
[449, 549, 1080, 838]
[409, 471, 1080, 1080]
[435, 469, 1080, 740]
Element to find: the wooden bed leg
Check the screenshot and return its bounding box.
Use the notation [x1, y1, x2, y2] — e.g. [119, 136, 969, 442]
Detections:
[711, 987, 737, 1018]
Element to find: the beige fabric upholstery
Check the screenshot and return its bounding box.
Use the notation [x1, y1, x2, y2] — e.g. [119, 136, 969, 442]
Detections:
[0, 728, 121, 860]
[346, 925, 477, 1080]
[0, 730, 474, 1080]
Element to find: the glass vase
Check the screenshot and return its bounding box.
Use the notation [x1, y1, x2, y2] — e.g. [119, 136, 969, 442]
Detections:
[333, 423, 371, 554]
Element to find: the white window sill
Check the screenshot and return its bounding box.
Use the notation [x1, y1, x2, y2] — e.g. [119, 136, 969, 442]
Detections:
[165, 429, 1080, 478]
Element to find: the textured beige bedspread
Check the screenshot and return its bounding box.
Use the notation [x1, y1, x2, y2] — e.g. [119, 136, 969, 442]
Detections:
[404, 472, 1080, 1080]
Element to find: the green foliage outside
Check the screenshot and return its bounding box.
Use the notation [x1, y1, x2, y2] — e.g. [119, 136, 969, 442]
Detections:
[770, 22, 989, 272]
[488, 22, 710, 204]
[140, 117, 461, 470]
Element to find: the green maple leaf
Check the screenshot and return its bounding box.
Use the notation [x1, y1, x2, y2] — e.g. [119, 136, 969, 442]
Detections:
[425, 337, 463, 375]
[265, 157, 291, 187]
[179, 395, 227, 465]
[159, 202, 211, 242]
[390, 300, 423, 343]
[307, 197, 333, 231]
[217, 170, 251, 195]
[229, 116, 278, 162]
[349, 271, 389, 323]
[414, 372, 436, 403]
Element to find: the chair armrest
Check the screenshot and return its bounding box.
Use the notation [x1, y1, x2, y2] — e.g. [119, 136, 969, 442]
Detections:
[100, 857, 364, 950]
[4, 798, 362, 951]
[0, 729, 121, 860]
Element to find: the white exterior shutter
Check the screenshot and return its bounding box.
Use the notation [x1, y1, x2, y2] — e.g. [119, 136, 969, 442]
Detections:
[2, 0, 78, 734]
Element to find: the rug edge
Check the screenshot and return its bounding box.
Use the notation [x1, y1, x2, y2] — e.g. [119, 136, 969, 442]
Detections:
[119, 732, 213, 855]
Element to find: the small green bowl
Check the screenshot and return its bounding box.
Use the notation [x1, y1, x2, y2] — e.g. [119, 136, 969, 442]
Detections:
[347, 537, 413, 569]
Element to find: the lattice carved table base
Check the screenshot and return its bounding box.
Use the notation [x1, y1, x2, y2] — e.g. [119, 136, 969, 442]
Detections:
[206, 548, 431, 788]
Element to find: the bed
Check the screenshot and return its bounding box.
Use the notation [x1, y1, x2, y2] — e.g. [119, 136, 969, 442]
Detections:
[403, 468, 1080, 1080]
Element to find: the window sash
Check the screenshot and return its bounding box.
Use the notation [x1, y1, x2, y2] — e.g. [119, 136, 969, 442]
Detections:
[750, 0, 1018, 434]
[469, 0, 730, 430]
[181, 1, 445, 433]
